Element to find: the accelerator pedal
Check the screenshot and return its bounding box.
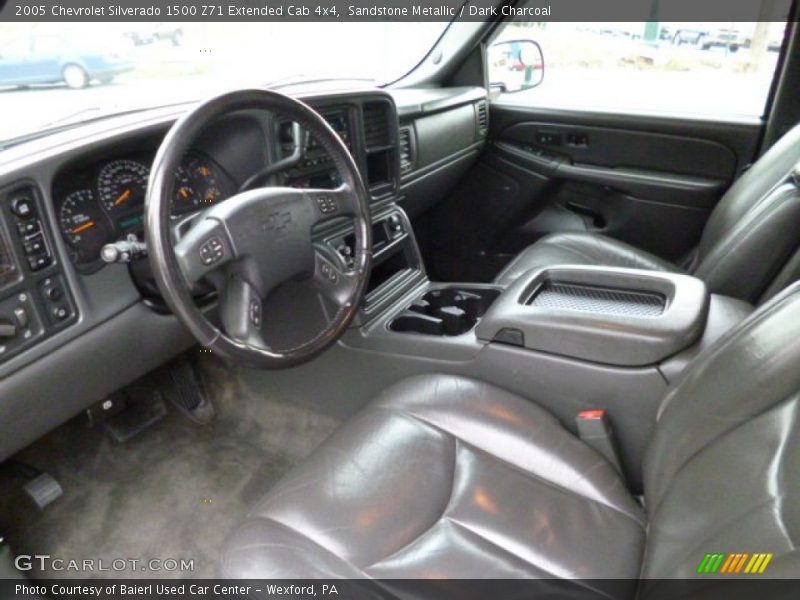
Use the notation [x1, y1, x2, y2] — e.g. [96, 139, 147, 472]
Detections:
[163, 356, 215, 425]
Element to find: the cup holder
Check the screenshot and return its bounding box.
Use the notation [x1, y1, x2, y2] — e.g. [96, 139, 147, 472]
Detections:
[389, 287, 501, 336]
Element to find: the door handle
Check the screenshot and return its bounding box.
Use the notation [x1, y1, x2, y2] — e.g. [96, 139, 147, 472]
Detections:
[565, 202, 605, 228]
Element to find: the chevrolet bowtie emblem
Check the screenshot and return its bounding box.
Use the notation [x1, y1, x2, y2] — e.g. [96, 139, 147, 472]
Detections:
[263, 211, 292, 234]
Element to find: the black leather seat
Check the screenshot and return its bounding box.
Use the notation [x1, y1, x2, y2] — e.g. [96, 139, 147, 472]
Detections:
[222, 284, 800, 582]
[494, 123, 800, 304]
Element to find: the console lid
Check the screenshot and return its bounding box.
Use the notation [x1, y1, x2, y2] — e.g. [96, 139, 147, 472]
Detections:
[475, 266, 709, 366]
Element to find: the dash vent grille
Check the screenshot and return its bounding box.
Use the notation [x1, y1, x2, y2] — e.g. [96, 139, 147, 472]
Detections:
[399, 127, 414, 174]
[476, 100, 488, 135]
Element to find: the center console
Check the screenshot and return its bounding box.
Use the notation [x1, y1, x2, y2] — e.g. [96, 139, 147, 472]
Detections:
[319, 206, 426, 321]
[390, 286, 500, 336]
[338, 240, 751, 490]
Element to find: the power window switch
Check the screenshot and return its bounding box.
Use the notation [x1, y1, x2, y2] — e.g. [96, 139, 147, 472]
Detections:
[536, 131, 562, 146]
[567, 133, 589, 147]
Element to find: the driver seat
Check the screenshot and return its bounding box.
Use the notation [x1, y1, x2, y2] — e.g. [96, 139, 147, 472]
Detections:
[221, 284, 800, 585]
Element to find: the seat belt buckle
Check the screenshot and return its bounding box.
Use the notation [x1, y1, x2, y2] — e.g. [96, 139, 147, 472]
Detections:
[576, 409, 624, 475]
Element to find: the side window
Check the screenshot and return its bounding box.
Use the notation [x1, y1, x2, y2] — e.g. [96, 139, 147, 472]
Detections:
[489, 21, 789, 119]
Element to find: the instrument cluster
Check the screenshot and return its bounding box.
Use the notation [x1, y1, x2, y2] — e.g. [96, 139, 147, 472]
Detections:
[56, 153, 234, 265]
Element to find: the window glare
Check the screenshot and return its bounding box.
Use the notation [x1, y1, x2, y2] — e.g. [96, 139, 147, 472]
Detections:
[0, 22, 448, 142]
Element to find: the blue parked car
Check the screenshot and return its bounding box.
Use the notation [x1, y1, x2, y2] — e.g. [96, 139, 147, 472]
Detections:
[0, 34, 134, 90]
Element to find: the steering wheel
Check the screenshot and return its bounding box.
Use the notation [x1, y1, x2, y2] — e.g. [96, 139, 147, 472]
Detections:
[145, 89, 372, 369]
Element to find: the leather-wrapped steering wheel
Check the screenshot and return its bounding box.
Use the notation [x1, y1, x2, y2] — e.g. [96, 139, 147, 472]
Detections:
[145, 89, 372, 369]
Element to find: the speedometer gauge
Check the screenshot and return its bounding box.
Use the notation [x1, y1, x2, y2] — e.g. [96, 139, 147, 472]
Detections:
[97, 159, 150, 215]
[59, 189, 112, 263]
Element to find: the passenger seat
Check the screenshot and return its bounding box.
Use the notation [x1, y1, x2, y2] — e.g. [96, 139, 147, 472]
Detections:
[494, 123, 800, 304]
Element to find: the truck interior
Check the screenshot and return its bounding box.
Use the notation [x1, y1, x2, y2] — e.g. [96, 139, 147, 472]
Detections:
[1, 1, 800, 590]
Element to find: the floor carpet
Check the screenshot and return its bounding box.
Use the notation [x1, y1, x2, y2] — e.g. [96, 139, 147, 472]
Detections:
[0, 354, 340, 579]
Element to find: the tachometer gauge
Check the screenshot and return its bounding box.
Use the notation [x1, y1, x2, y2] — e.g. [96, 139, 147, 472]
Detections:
[59, 189, 112, 263]
[97, 159, 150, 215]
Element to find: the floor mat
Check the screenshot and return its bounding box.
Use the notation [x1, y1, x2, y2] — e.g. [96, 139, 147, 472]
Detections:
[0, 354, 340, 579]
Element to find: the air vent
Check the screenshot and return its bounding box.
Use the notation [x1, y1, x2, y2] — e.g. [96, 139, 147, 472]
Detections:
[399, 127, 414, 175]
[363, 102, 391, 149]
[476, 100, 488, 135]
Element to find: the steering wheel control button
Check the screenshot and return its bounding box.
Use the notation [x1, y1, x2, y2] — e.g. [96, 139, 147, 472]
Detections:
[315, 194, 338, 215]
[249, 300, 261, 327]
[11, 196, 36, 218]
[320, 261, 339, 284]
[199, 236, 225, 266]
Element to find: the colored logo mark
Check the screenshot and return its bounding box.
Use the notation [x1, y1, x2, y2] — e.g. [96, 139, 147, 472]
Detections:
[697, 552, 773, 574]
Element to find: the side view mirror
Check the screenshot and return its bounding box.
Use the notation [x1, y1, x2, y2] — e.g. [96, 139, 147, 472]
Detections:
[488, 39, 545, 93]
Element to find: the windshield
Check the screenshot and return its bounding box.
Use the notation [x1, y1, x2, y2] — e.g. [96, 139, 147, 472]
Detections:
[0, 22, 449, 144]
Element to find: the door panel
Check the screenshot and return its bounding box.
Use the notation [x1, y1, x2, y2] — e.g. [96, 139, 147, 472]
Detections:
[500, 120, 738, 179]
[428, 104, 763, 282]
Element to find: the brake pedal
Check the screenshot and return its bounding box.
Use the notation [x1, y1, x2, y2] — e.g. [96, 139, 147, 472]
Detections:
[104, 388, 167, 444]
[163, 356, 215, 425]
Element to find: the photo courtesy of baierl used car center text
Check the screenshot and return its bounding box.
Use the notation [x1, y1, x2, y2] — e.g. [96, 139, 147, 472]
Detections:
[0, 0, 799, 598]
